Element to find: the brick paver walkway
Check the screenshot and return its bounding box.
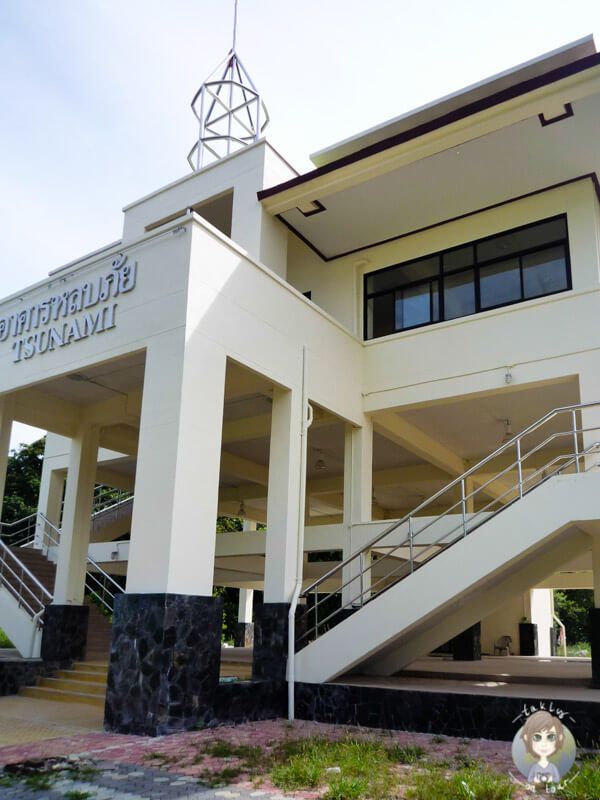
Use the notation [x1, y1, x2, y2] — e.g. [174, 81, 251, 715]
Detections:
[0, 719, 523, 799]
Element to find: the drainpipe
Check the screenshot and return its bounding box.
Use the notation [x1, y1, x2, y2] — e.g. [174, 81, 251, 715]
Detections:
[287, 346, 313, 721]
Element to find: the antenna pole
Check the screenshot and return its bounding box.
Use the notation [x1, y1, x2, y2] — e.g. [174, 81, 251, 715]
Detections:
[232, 0, 238, 52]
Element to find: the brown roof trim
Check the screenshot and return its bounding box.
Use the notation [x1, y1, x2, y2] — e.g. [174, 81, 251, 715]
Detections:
[281, 172, 600, 263]
[258, 52, 600, 202]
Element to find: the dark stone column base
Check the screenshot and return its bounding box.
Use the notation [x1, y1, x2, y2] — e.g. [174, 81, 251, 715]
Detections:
[591, 608, 600, 687]
[519, 622, 538, 656]
[452, 622, 481, 661]
[41, 604, 89, 665]
[253, 602, 290, 681]
[104, 593, 223, 736]
[234, 622, 254, 648]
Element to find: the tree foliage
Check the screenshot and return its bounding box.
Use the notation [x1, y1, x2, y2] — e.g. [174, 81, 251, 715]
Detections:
[554, 589, 593, 644]
[2, 438, 45, 524]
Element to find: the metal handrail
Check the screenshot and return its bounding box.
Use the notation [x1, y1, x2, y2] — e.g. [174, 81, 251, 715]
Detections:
[0, 538, 52, 623]
[92, 485, 133, 517]
[297, 401, 600, 645]
[38, 513, 123, 615]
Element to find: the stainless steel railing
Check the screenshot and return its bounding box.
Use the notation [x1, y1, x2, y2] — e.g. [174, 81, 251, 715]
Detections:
[296, 401, 600, 647]
[0, 538, 52, 623]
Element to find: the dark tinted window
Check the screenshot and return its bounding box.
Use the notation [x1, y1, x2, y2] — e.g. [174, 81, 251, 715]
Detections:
[364, 215, 570, 340]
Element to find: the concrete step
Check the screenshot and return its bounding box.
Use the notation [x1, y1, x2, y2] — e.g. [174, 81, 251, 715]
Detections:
[19, 685, 105, 707]
[54, 669, 107, 684]
[37, 677, 106, 695]
[73, 662, 108, 675]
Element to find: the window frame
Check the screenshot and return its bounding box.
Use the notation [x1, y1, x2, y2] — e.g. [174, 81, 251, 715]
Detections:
[363, 214, 572, 340]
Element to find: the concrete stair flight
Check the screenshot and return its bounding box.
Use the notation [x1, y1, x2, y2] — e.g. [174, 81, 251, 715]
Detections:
[84, 598, 113, 661]
[6, 545, 56, 597]
[19, 662, 108, 707]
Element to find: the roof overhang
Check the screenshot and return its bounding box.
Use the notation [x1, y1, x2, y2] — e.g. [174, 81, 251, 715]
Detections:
[259, 39, 600, 261]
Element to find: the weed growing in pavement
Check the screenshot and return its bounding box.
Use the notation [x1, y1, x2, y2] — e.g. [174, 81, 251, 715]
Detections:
[407, 764, 515, 800]
[431, 734, 446, 744]
[270, 737, 395, 798]
[64, 792, 96, 800]
[0, 772, 16, 787]
[555, 755, 600, 799]
[198, 765, 242, 787]
[324, 775, 370, 800]
[386, 744, 427, 764]
[23, 772, 56, 792]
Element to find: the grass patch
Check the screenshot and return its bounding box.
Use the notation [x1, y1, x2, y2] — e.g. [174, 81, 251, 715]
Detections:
[567, 641, 591, 657]
[64, 792, 95, 800]
[0, 772, 16, 787]
[386, 744, 427, 764]
[270, 737, 397, 798]
[556, 756, 600, 798]
[407, 764, 515, 800]
[0, 628, 14, 648]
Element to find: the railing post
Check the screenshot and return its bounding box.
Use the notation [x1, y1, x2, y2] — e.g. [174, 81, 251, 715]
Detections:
[461, 478, 467, 537]
[359, 553, 364, 606]
[409, 517, 414, 573]
[314, 586, 318, 640]
[572, 409, 580, 473]
[516, 438, 523, 498]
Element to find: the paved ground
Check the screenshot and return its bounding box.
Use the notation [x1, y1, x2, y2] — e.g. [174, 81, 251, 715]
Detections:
[0, 719, 518, 799]
[0, 696, 104, 745]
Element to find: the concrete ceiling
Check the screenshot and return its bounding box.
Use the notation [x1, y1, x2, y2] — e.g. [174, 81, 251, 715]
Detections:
[278, 94, 600, 260]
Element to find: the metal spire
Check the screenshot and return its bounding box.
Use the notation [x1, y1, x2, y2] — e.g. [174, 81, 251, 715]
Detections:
[187, 0, 270, 170]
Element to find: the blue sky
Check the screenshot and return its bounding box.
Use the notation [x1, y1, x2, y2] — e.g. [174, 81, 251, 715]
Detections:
[1, 0, 599, 447]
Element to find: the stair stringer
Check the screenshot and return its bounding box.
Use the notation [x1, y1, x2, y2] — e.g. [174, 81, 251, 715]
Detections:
[294, 472, 600, 684]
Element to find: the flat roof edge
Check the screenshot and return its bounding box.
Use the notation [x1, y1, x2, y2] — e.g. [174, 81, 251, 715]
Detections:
[258, 49, 600, 203]
[311, 36, 596, 168]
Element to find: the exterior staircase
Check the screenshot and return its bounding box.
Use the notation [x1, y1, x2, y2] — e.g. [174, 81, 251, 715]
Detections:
[83, 599, 113, 661]
[20, 662, 107, 707]
[7, 545, 55, 596]
[293, 402, 600, 684]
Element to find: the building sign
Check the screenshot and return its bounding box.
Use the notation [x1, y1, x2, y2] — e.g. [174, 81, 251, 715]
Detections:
[1, 254, 137, 363]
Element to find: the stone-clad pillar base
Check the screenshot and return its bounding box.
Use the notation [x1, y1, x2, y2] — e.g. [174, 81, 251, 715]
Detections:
[591, 609, 600, 688]
[234, 622, 254, 648]
[452, 622, 481, 661]
[41, 605, 89, 665]
[253, 602, 291, 681]
[104, 593, 223, 736]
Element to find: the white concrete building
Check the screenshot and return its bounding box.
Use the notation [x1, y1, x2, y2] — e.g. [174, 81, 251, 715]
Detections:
[1, 36, 600, 738]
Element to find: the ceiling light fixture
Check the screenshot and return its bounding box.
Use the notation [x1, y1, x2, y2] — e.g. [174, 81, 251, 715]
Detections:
[502, 419, 513, 445]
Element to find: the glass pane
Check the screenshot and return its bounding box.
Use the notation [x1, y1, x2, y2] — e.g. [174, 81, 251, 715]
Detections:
[480, 258, 521, 309]
[396, 283, 431, 329]
[366, 266, 402, 295]
[477, 218, 566, 263]
[443, 245, 474, 272]
[432, 280, 439, 322]
[443, 270, 475, 320]
[522, 246, 568, 299]
[366, 257, 439, 295]
[367, 293, 396, 339]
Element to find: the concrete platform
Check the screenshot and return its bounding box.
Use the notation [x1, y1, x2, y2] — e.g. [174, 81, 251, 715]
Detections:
[343, 654, 598, 702]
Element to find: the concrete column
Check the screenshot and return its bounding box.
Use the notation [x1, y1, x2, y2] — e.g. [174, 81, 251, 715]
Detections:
[127, 332, 226, 595]
[342, 419, 373, 607]
[53, 424, 100, 605]
[590, 533, 600, 686]
[263, 386, 302, 602]
[0, 396, 14, 521]
[238, 588, 254, 623]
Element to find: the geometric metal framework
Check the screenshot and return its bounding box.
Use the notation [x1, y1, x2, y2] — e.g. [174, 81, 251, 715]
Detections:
[187, 1, 269, 170]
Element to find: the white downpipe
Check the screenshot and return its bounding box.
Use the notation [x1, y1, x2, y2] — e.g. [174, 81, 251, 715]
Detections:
[287, 346, 313, 721]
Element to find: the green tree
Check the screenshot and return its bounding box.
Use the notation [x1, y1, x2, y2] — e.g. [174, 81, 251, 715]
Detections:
[554, 589, 593, 644]
[2, 438, 45, 524]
